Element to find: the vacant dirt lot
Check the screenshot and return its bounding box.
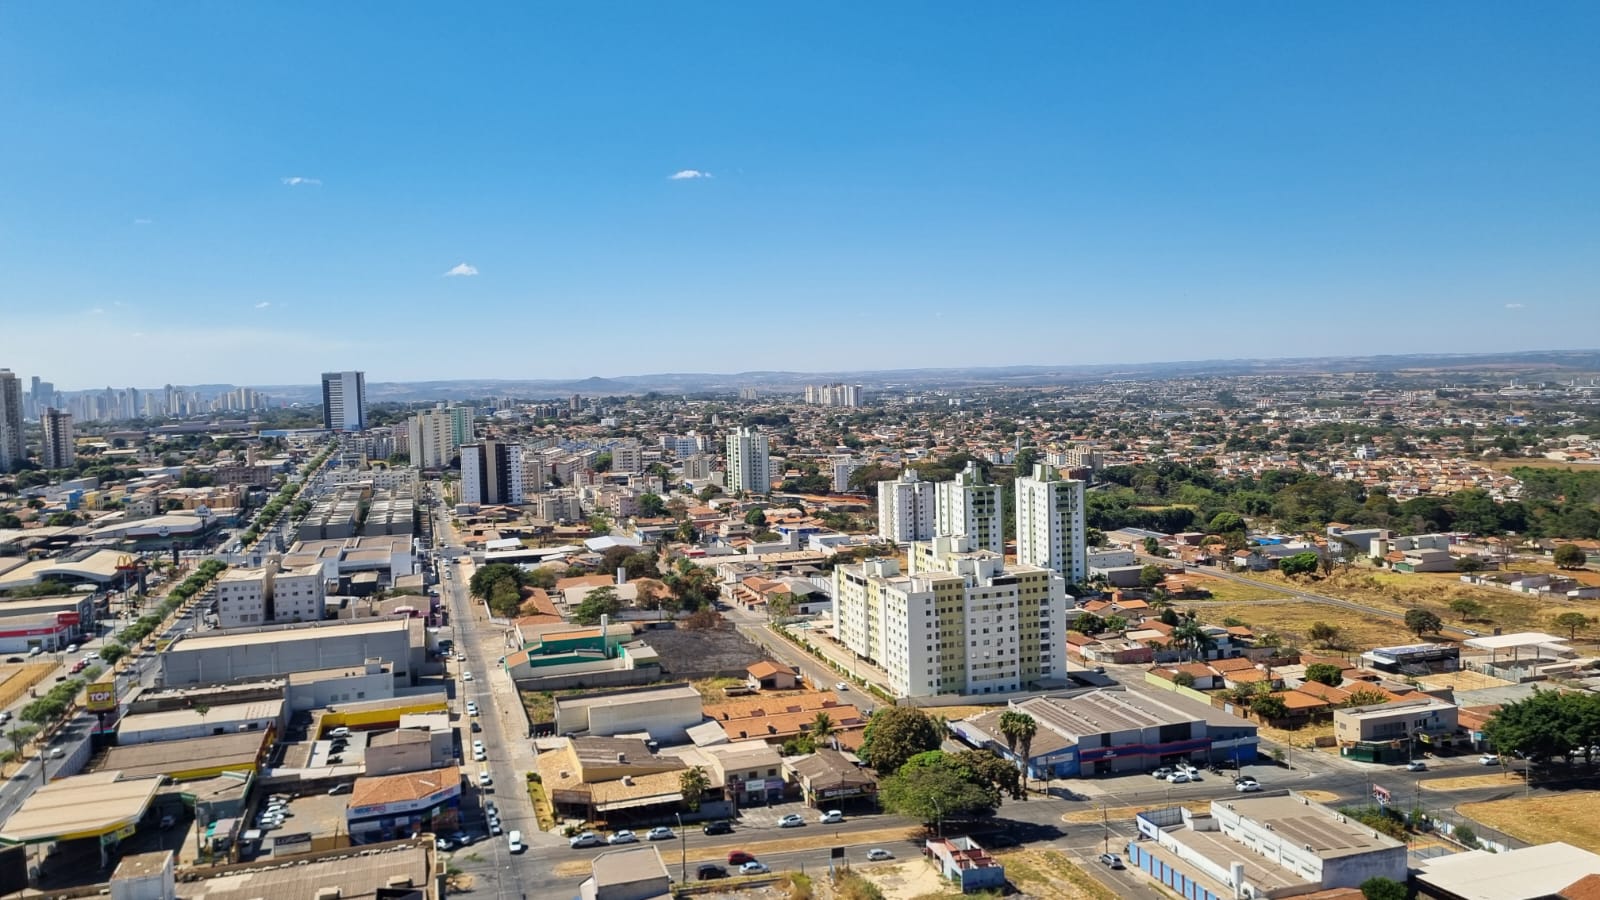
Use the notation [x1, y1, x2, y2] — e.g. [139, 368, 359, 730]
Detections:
[1195, 601, 1415, 651]
[1460, 793, 1600, 853]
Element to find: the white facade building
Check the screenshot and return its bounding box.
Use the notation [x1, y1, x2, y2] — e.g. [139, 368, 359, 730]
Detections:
[934, 461, 1003, 555]
[320, 371, 367, 432]
[214, 559, 327, 628]
[1015, 463, 1087, 582]
[725, 427, 772, 495]
[877, 469, 936, 544]
[831, 456, 860, 493]
[407, 409, 459, 469]
[609, 440, 643, 475]
[833, 535, 1068, 698]
[460, 441, 525, 506]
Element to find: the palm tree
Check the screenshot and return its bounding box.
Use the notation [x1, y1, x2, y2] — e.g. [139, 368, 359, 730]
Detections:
[1172, 621, 1216, 662]
[998, 711, 1037, 764]
[811, 712, 835, 744]
[679, 765, 710, 812]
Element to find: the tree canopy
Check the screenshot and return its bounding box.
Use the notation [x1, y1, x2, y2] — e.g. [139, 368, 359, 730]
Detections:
[879, 751, 1003, 822]
[859, 706, 942, 774]
[1404, 608, 1443, 638]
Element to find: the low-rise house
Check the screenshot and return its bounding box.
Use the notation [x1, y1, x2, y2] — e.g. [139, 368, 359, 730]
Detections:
[746, 660, 800, 692]
[785, 748, 878, 808]
[1334, 697, 1463, 762]
[926, 837, 1006, 892]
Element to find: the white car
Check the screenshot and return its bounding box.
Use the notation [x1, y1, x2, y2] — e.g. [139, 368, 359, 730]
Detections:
[608, 830, 638, 845]
[866, 848, 893, 861]
[569, 831, 602, 848]
[508, 830, 524, 853]
[1166, 772, 1190, 784]
[466, 702, 479, 717]
[462, 672, 474, 682]
[819, 809, 843, 824]
[778, 814, 805, 828]
[834, 682, 850, 691]
[739, 861, 771, 875]
[647, 827, 674, 841]
[1480, 754, 1501, 766]
[1235, 780, 1262, 793]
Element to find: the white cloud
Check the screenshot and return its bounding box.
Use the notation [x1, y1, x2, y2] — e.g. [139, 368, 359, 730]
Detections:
[281, 176, 322, 186]
[254, 301, 272, 309]
[668, 169, 712, 180]
[1505, 303, 1526, 310]
[444, 263, 479, 277]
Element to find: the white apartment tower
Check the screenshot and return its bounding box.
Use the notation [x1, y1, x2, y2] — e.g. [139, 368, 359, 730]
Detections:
[0, 369, 23, 473]
[935, 461, 1003, 555]
[725, 427, 772, 495]
[610, 439, 643, 475]
[40, 408, 75, 470]
[214, 558, 326, 628]
[877, 469, 935, 544]
[1014, 463, 1088, 582]
[460, 440, 526, 506]
[320, 371, 367, 432]
[833, 535, 1068, 698]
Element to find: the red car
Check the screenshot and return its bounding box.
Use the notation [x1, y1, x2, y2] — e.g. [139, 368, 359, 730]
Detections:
[727, 850, 756, 866]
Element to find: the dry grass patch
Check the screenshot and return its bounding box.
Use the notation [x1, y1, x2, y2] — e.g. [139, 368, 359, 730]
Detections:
[1062, 803, 1209, 823]
[1192, 577, 1288, 602]
[992, 849, 1119, 900]
[1460, 793, 1600, 853]
[1198, 602, 1414, 650]
[1421, 771, 1524, 792]
[1414, 670, 1512, 692]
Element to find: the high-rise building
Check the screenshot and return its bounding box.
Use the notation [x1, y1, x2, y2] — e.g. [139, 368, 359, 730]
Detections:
[833, 535, 1068, 698]
[446, 404, 474, 446]
[213, 559, 326, 628]
[831, 455, 860, 493]
[1014, 463, 1087, 582]
[803, 383, 863, 407]
[0, 369, 23, 473]
[610, 439, 643, 475]
[877, 469, 935, 544]
[407, 408, 459, 469]
[460, 441, 525, 506]
[935, 461, 1003, 555]
[40, 408, 75, 469]
[725, 427, 772, 495]
[320, 371, 367, 432]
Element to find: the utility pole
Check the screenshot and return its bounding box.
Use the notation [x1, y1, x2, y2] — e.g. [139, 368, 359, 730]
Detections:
[675, 812, 686, 883]
[1101, 803, 1109, 854]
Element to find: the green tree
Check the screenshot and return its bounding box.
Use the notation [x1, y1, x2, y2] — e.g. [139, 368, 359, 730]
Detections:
[1344, 688, 1391, 708]
[953, 749, 1023, 801]
[1173, 671, 1196, 688]
[1360, 876, 1408, 900]
[1552, 611, 1593, 641]
[811, 712, 835, 744]
[859, 707, 942, 774]
[637, 493, 668, 518]
[997, 711, 1037, 768]
[678, 765, 709, 812]
[1279, 552, 1320, 577]
[1251, 694, 1289, 721]
[1139, 565, 1165, 589]
[527, 567, 559, 590]
[1449, 597, 1485, 622]
[1142, 536, 1161, 556]
[6, 726, 38, 761]
[1307, 621, 1342, 648]
[1207, 511, 1245, 534]
[1404, 608, 1443, 639]
[572, 587, 622, 626]
[879, 752, 1002, 822]
[1305, 663, 1344, 687]
[98, 642, 127, 665]
[744, 508, 768, 528]
[1555, 544, 1589, 569]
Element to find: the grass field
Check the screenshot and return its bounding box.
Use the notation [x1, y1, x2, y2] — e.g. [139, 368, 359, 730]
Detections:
[1191, 577, 1287, 602]
[992, 849, 1120, 900]
[1489, 458, 1600, 472]
[1198, 601, 1414, 652]
[1459, 793, 1600, 852]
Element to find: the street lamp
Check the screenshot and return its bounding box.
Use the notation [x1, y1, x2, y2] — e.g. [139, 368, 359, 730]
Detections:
[675, 812, 686, 884]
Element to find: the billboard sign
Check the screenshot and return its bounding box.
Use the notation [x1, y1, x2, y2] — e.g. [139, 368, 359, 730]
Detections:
[86, 680, 118, 713]
[56, 612, 81, 627]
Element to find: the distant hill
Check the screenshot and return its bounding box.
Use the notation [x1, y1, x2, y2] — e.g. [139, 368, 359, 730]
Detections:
[122, 348, 1600, 405]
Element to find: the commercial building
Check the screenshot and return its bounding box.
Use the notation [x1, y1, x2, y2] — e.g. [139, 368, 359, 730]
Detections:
[320, 370, 367, 432]
[346, 764, 463, 844]
[1014, 463, 1087, 582]
[460, 440, 525, 506]
[40, 407, 75, 469]
[833, 535, 1069, 698]
[934, 461, 1003, 555]
[877, 469, 935, 545]
[160, 617, 422, 687]
[950, 688, 1259, 778]
[785, 747, 878, 808]
[1414, 840, 1600, 900]
[579, 845, 672, 900]
[0, 771, 164, 863]
[700, 742, 786, 805]
[0, 368, 22, 472]
[213, 558, 327, 628]
[1127, 793, 1408, 900]
[553, 683, 704, 742]
[112, 841, 440, 900]
[725, 427, 772, 495]
[116, 698, 285, 744]
[1333, 697, 1462, 759]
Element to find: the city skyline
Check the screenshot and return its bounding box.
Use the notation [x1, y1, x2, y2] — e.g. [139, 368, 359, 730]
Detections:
[3, 3, 1598, 386]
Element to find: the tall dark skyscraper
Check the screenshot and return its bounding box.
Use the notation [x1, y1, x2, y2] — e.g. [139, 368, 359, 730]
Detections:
[0, 369, 23, 472]
[320, 371, 367, 432]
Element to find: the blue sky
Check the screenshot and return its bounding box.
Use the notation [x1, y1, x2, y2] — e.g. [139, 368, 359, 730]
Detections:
[2, 3, 1597, 389]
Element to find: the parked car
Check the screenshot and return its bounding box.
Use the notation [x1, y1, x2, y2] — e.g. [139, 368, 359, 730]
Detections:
[1166, 772, 1190, 784]
[1152, 767, 1174, 780]
[819, 809, 844, 824]
[1406, 761, 1428, 772]
[727, 850, 757, 866]
[740, 861, 771, 875]
[696, 864, 728, 881]
[328, 727, 351, 738]
[569, 832, 602, 848]
[1480, 754, 1501, 766]
[866, 848, 893, 861]
[488, 818, 502, 835]
[1098, 853, 1125, 870]
[778, 814, 805, 828]
[328, 782, 352, 795]
[647, 827, 674, 841]
[466, 702, 479, 716]
[608, 830, 638, 845]
[462, 672, 474, 682]
[703, 821, 734, 836]
[508, 830, 524, 853]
